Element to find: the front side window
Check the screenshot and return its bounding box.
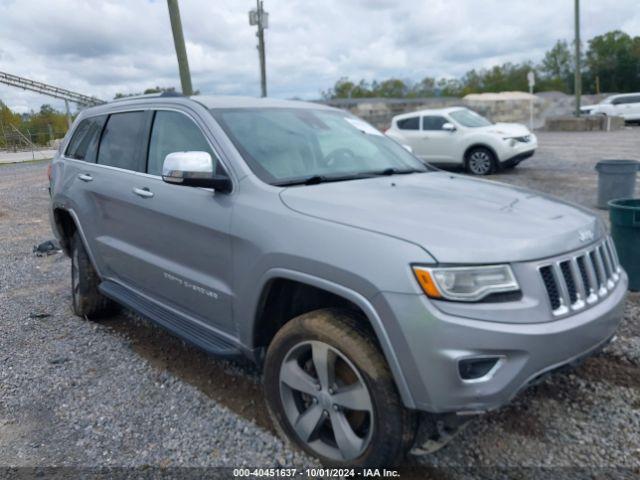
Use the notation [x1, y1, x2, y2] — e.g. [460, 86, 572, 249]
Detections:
[211, 108, 429, 185]
[422, 116, 447, 131]
[397, 116, 420, 130]
[449, 109, 493, 128]
[613, 96, 640, 105]
[97, 111, 146, 172]
[147, 111, 218, 176]
[65, 115, 106, 162]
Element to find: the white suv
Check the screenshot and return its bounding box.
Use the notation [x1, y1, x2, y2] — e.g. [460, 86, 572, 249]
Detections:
[386, 107, 537, 175]
[587, 93, 640, 122]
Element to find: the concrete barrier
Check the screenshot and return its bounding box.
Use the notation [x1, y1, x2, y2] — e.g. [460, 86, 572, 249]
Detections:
[544, 115, 626, 132]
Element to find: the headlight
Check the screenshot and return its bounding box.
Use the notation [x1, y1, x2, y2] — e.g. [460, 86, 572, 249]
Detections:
[412, 265, 519, 302]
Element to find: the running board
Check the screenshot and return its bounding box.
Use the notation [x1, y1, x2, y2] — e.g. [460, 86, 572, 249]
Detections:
[99, 280, 242, 358]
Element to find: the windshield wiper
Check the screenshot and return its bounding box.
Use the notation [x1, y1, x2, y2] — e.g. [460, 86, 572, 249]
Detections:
[371, 167, 425, 176]
[273, 173, 376, 187]
[273, 168, 426, 187]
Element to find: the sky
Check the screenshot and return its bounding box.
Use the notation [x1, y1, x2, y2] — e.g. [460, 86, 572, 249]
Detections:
[1, 0, 639, 114]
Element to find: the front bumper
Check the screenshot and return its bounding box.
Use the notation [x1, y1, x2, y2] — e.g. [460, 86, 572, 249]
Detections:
[497, 134, 537, 166]
[372, 271, 627, 413]
[501, 149, 535, 167]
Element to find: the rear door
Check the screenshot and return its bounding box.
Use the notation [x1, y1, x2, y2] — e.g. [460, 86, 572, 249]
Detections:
[60, 114, 108, 255]
[116, 109, 235, 334]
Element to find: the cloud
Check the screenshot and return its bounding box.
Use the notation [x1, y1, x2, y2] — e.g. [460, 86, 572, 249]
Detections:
[0, 0, 638, 112]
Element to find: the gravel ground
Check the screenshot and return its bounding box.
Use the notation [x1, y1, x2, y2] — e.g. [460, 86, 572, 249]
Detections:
[1, 129, 639, 477]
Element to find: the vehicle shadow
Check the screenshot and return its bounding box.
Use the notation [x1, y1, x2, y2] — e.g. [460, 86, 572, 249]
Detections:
[100, 311, 274, 432]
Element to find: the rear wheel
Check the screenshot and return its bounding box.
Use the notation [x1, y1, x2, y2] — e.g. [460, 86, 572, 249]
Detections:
[465, 147, 497, 175]
[264, 309, 415, 467]
[71, 233, 116, 319]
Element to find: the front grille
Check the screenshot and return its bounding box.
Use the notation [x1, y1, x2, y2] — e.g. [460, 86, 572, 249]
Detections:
[540, 266, 561, 311]
[538, 237, 622, 316]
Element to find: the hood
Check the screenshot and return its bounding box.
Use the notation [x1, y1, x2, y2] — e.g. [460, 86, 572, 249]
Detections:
[279, 172, 603, 264]
[479, 122, 530, 137]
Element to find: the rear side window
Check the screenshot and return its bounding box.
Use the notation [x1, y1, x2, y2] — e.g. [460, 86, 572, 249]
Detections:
[422, 116, 447, 131]
[65, 116, 106, 162]
[147, 111, 218, 176]
[397, 116, 420, 130]
[97, 111, 147, 172]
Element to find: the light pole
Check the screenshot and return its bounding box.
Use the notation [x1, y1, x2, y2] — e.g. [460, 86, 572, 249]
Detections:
[249, 1, 268, 97]
[574, 0, 581, 116]
[527, 71, 535, 130]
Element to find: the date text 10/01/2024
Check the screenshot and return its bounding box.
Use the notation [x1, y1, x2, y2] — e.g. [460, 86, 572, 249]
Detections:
[232, 468, 400, 478]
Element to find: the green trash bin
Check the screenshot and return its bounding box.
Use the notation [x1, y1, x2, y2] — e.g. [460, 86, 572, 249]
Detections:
[609, 198, 640, 291]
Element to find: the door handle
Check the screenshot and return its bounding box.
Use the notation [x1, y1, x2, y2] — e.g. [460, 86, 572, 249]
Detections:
[132, 187, 154, 198]
[78, 173, 93, 182]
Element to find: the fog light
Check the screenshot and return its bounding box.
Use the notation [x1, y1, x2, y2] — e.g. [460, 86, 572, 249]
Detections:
[458, 357, 502, 381]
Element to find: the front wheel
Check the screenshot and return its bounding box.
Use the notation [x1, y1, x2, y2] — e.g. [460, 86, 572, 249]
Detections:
[263, 309, 415, 467]
[465, 147, 497, 175]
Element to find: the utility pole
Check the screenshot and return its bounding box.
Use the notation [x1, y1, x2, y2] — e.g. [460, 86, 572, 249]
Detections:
[249, 1, 268, 97]
[64, 100, 72, 129]
[167, 0, 193, 96]
[574, 0, 581, 116]
[527, 71, 535, 130]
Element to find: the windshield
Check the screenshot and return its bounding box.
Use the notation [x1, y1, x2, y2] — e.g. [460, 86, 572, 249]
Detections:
[449, 109, 493, 128]
[210, 108, 430, 185]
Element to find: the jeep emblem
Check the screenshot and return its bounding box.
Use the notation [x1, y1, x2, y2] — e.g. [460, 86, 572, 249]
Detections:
[578, 229, 594, 242]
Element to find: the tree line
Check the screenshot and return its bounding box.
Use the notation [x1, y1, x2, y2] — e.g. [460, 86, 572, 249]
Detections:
[0, 103, 69, 148]
[0, 87, 177, 149]
[323, 30, 640, 99]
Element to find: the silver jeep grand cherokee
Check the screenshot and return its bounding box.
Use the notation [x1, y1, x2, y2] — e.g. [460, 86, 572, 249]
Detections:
[49, 93, 627, 467]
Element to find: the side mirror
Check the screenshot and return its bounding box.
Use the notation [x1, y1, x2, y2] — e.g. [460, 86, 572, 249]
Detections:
[162, 151, 232, 193]
[442, 122, 456, 132]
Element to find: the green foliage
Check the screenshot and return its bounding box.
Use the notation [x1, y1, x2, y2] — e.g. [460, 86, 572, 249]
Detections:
[114, 86, 177, 99]
[0, 102, 69, 148]
[585, 30, 640, 93]
[323, 29, 640, 99]
[540, 40, 574, 92]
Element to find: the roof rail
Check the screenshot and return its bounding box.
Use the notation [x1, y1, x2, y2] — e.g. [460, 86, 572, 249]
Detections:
[110, 91, 186, 103]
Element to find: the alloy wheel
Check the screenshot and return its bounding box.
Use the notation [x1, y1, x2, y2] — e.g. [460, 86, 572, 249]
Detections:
[278, 340, 374, 461]
[468, 150, 493, 175]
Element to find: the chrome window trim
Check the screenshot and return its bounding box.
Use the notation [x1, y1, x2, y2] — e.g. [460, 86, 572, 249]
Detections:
[61, 105, 236, 192]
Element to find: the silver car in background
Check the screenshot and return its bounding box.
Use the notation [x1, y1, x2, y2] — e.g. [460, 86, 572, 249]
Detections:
[49, 94, 627, 467]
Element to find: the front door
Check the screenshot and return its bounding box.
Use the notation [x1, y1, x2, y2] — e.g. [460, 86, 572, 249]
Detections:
[420, 115, 457, 163]
[119, 109, 235, 334]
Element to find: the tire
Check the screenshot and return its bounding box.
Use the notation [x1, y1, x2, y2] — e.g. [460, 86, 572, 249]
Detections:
[70, 233, 115, 319]
[465, 147, 497, 175]
[264, 309, 416, 467]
